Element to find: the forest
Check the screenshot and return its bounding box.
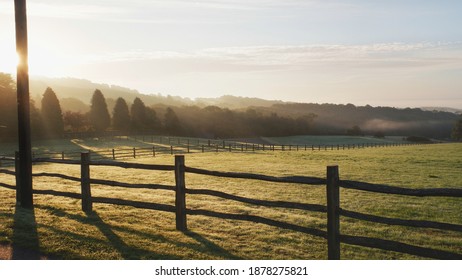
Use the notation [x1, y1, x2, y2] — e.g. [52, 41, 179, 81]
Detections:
[1, 73, 461, 141]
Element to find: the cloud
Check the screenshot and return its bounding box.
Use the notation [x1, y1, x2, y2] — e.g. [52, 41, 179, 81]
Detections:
[82, 42, 462, 73]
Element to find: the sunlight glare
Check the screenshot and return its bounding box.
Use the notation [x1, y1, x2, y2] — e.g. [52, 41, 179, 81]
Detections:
[0, 51, 19, 74]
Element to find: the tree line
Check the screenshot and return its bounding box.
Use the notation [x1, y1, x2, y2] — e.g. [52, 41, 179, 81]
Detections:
[1, 73, 316, 141]
[3, 72, 461, 141]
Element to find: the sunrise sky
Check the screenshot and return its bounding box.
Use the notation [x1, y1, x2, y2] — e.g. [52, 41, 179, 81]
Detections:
[1, 0, 461, 108]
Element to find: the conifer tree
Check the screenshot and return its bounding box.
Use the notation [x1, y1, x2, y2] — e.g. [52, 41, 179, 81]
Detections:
[89, 89, 111, 133]
[112, 97, 131, 132]
[164, 107, 181, 135]
[41, 87, 64, 138]
[131, 97, 147, 131]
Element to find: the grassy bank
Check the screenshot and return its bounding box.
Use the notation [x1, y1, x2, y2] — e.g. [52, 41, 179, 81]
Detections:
[0, 143, 461, 259]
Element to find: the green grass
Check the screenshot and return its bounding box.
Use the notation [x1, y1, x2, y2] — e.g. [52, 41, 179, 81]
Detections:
[0, 143, 461, 259]
[262, 135, 408, 146]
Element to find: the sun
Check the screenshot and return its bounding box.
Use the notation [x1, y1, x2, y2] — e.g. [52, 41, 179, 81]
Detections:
[0, 49, 19, 74]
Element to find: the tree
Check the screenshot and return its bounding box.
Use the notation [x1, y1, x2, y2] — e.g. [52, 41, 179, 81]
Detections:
[452, 115, 462, 141]
[145, 107, 161, 131]
[164, 107, 181, 135]
[346, 125, 363, 136]
[0, 73, 17, 140]
[131, 97, 147, 131]
[63, 111, 88, 132]
[89, 89, 111, 133]
[112, 97, 131, 132]
[41, 87, 64, 138]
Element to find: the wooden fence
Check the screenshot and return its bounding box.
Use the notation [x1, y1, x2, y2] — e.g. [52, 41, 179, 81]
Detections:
[0, 153, 461, 259]
[0, 139, 421, 166]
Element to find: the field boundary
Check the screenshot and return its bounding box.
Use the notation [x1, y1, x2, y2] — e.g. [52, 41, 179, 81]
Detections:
[1, 153, 461, 259]
[0, 136, 424, 166]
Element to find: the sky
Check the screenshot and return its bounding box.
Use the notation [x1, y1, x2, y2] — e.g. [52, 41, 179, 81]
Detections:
[1, 0, 462, 108]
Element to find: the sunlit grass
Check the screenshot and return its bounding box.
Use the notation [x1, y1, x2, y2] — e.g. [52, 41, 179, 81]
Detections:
[0, 143, 461, 259]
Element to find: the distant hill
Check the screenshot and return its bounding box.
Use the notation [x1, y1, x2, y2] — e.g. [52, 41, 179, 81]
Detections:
[28, 76, 459, 139]
[421, 107, 462, 114]
[29, 76, 194, 111]
[256, 103, 459, 138]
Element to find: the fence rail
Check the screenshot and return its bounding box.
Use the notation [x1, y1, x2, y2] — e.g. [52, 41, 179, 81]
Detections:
[0, 138, 424, 167]
[0, 152, 461, 259]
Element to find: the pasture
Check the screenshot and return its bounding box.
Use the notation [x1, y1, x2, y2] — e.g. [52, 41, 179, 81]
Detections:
[0, 141, 461, 259]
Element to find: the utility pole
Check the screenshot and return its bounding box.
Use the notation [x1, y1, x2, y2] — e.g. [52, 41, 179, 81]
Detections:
[15, 0, 33, 208]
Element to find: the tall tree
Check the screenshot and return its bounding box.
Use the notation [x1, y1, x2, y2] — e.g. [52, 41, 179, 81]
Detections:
[452, 115, 462, 141]
[131, 97, 147, 131]
[145, 107, 161, 131]
[89, 89, 111, 133]
[164, 107, 181, 135]
[112, 97, 131, 132]
[0, 73, 17, 140]
[41, 87, 64, 138]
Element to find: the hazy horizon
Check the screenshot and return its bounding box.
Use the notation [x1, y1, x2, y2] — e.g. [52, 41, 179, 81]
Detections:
[1, 1, 461, 108]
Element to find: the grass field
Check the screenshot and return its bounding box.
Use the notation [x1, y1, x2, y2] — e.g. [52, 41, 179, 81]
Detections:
[0, 142, 461, 259]
[262, 135, 408, 145]
[0, 135, 410, 158]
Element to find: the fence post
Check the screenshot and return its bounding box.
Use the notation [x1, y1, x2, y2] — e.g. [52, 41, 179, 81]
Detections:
[152, 146, 156, 157]
[175, 155, 187, 231]
[327, 165, 340, 260]
[112, 148, 116, 160]
[81, 152, 92, 212]
[133, 147, 136, 158]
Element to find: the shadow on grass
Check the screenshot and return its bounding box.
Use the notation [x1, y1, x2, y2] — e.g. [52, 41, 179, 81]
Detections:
[35, 204, 239, 259]
[85, 211, 176, 259]
[12, 205, 43, 259]
[184, 231, 242, 259]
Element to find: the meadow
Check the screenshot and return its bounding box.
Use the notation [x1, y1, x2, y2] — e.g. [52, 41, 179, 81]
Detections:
[0, 139, 461, 259]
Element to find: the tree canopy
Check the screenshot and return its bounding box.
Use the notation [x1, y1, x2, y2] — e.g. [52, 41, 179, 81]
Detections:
[452, 115, 462, 141]
[89, 89, 111, 132]
[112, 97, 131, 132]
[41, 87, 64, 138]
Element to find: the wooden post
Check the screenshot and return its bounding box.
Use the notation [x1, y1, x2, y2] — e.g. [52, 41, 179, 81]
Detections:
[175, 155, 187, 231]
[327, 165, 340, 260]
[81, 153, 92, 212]
[133, 147, 136, 158]
[112, 148, 115, 160]
[61, 151, 65, 160]
[171, 146, 174, 155]
[15, 0, 33, 209]
[152, 146, 156, 157]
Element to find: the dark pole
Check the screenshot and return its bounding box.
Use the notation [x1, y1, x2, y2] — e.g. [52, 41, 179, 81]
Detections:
[15, 0, 33, 208]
